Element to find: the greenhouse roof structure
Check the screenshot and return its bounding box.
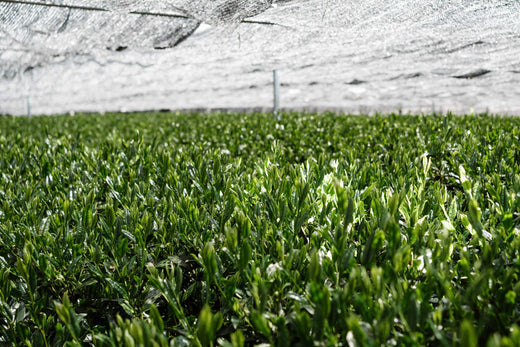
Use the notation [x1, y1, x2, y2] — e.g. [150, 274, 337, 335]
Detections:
[1, 0, 520, 115]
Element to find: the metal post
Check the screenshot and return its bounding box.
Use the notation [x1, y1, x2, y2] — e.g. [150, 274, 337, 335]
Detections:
[26, 96, 31, 118]
[273, 69, 280, 121]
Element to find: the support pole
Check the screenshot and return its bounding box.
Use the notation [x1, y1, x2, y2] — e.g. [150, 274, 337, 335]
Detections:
[26, 96, 31, 118]
[273, 69, 280, 121]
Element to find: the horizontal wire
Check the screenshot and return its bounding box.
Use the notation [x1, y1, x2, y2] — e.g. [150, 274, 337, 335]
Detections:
[0, 0, 288, 26]
[0, 0, 190, 18]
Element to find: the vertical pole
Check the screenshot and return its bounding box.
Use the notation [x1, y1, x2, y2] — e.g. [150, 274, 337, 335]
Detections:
[26, 96, 31, 118]
[273, 69, 280, 121]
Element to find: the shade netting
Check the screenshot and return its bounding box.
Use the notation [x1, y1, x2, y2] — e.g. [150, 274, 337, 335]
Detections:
[1, 0, 519, 115]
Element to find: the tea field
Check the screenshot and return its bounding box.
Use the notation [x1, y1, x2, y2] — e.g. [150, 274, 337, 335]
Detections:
[0, 112, 519, 346]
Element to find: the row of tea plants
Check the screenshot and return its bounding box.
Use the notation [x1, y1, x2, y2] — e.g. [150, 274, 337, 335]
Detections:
[0, 111, 519, 346]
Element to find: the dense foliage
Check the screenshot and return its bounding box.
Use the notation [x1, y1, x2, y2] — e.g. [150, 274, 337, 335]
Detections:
[0, 112, 519, 346]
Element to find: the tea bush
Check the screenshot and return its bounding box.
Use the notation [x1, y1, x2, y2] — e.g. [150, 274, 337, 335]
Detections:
[0, 112, 519, 346]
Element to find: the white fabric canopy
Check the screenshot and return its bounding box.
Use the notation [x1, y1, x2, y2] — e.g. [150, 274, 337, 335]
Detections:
[1, 0, 520, 115]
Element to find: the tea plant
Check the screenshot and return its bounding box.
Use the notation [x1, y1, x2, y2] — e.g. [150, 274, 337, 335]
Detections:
[0, 112, 519, 346]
